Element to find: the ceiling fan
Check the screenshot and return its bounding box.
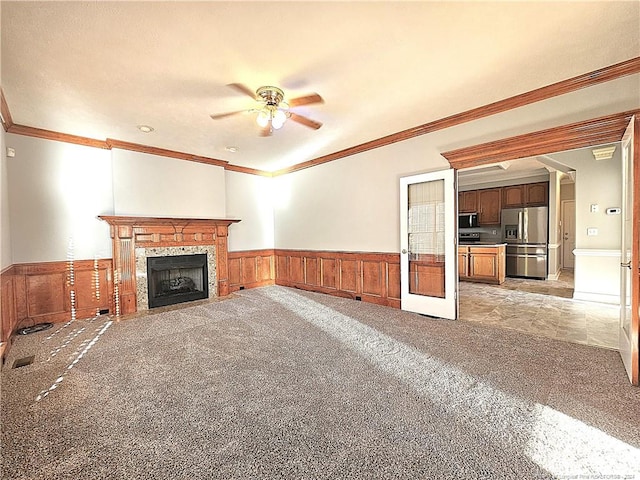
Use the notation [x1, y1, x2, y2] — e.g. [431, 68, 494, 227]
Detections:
[210, 83, 324, 136]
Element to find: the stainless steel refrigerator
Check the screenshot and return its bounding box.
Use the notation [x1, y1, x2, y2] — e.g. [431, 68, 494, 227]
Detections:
[501, 206, 548, 279]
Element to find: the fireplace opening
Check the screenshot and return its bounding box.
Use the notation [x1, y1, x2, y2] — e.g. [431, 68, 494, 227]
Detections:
[147, 254, 209, 309]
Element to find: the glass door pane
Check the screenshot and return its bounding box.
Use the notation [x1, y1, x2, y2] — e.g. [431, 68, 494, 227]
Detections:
[408, 179, 445, 298]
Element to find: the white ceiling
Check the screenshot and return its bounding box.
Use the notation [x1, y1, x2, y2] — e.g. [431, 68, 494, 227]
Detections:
[1, 1, 639, 172]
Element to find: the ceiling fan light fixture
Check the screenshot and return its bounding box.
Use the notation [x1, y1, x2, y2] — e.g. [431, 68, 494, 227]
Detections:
[256, 109, 270, 128]
[272, 109, 287, 129]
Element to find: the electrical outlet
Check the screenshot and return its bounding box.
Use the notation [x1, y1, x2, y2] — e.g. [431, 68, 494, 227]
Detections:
[587, 228, 598, 236]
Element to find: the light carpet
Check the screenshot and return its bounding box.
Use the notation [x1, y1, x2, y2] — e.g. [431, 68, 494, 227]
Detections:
[1, 286, 639, 479]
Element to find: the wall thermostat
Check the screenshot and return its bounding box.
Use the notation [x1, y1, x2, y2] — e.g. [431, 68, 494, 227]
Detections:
[606, 207, 621, 215]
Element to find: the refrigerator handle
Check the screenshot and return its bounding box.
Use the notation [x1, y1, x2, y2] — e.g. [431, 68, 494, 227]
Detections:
[523, 209, 528, 243]
[518, 211, 523, 240]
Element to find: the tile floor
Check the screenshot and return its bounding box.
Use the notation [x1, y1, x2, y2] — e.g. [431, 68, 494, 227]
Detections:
[459, 270, 620, 350]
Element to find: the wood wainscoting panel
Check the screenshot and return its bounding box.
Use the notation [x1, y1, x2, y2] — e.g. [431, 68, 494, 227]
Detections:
[290, 256, 305, 284]
[1, 267, 18, 351]
[257, 255, 273, 282]
[362, 260, 383, 297]
[26, 272, 66, 317]
[387, 263, 401, 301]
[276, 255, 289, 283]
[340, 260, 359, 293]
[11, 259, 113, 328]
[275, 250, 400, 308]
[305, 257, 319, 286]
[227, 250, 276, 292]
[320, 257, 337, 289]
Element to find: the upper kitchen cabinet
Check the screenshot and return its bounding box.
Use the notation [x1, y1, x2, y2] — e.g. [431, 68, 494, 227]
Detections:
[525, 182, 548, 206]
[502, 182, 548, 208]
[478, 188, 501, 225]
[458, 190, 478, 213]
[502, 185, 525, 208]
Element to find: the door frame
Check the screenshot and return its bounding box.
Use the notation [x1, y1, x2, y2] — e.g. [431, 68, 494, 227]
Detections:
[444, 109, 640, 385]
[561, 199, 576, 270]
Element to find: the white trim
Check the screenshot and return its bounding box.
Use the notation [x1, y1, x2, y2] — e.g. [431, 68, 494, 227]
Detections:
[572, 249, 621, 257]
[573, 291, 620, 305]
[548, 243, 560, 249]
[547, 271, 560, 281]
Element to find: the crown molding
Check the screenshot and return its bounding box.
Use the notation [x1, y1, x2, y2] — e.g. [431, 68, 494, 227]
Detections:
[442, 109, 640, 170]
[2, 57, 639, 176]
[224, 164, 273, 177]
[105, 138, 228, 168]
[8, 124, 110, 149]
[272, 56, 640, 176]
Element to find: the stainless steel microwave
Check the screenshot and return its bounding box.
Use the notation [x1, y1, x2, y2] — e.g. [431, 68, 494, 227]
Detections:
[458, 213, 478, 228]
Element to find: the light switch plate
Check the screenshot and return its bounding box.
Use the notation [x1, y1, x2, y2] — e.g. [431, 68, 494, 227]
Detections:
[587, 228, 598, 236]
[590, 204, 599, 213]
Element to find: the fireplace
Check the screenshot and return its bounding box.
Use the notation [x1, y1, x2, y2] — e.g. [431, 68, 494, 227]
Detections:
[147, 254, 208, 309]
[98, 216, 240, 315]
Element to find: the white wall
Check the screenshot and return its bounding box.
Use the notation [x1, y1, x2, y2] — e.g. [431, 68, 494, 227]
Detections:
[1, 127, 11, 269]
[7, 134, 114, 263]
[112, 149, 226, 218]
[225, 171, 274, 251]
[552, 147, 622, 250]
[274, 135, 449, 252]
[5, 137, 230, 265]
[551, 146, 622, 303]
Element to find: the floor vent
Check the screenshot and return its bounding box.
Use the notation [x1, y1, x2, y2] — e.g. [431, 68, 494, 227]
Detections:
[355, 296, 362, 301]
[99, 308, 110, 315]
[239, 286, 245, 290]
[13, 355, 35, 369]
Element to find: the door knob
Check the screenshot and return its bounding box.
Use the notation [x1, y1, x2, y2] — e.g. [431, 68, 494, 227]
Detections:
[402, 249, 408, 254]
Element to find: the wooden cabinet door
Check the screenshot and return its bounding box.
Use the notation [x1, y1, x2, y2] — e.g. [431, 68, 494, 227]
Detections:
[458, 247, 469, 278]
[469, 251, 497, 279]
[525, 182, 548, 206]
[458, 190, 478, 213]
[478, 188, 501, 225]
[502, 185, 524, 208]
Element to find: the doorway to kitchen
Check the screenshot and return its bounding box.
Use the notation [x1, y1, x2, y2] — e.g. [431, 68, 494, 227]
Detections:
[455, 143, 618, 352]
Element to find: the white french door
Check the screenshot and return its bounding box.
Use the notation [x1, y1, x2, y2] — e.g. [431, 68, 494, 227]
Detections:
[619, 116, 639, 385]
[400, 169, 457, 319]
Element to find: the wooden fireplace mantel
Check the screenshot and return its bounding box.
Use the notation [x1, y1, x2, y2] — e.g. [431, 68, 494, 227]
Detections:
[99, 215, 240, 315]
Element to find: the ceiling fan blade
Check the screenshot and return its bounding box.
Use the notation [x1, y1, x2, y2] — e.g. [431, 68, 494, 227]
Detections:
[288, 93, 323, 108]
[228, 83, 256, 99]
[210, 110, 246, 120]
[289, 112, 322, 130]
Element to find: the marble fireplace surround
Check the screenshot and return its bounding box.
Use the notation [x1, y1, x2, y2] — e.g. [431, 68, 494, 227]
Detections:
[99, 216, 240, 315]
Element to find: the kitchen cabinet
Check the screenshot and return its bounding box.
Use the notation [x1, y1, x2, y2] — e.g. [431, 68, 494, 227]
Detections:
[458, 190, 478, 213]
[525, 182, 548, 206]
[477, 188, 501, 225]
[458, 246, 470, 279]
[502, 185, 524, 208]
[501, 182, 548, 208]
[458, 245, 505, 284]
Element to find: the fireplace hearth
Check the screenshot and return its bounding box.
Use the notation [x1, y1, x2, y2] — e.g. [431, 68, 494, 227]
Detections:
[147, 254, 208, 309]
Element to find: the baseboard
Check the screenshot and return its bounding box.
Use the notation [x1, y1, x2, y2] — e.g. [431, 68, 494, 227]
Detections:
[572, 291, 620, 305]
[547, 271, 560, 281]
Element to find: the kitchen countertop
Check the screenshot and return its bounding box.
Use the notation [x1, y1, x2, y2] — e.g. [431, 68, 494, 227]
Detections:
[458, 242, 507, 246]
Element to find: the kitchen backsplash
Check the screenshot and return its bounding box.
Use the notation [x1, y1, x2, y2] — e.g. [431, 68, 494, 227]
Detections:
[459, 227, 502, 243]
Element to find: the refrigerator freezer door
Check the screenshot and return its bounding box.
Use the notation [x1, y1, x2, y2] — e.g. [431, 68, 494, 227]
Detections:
[506, 244, 548, 278]
[501, 208, 523, 244]
[523, 206, 548, 244]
